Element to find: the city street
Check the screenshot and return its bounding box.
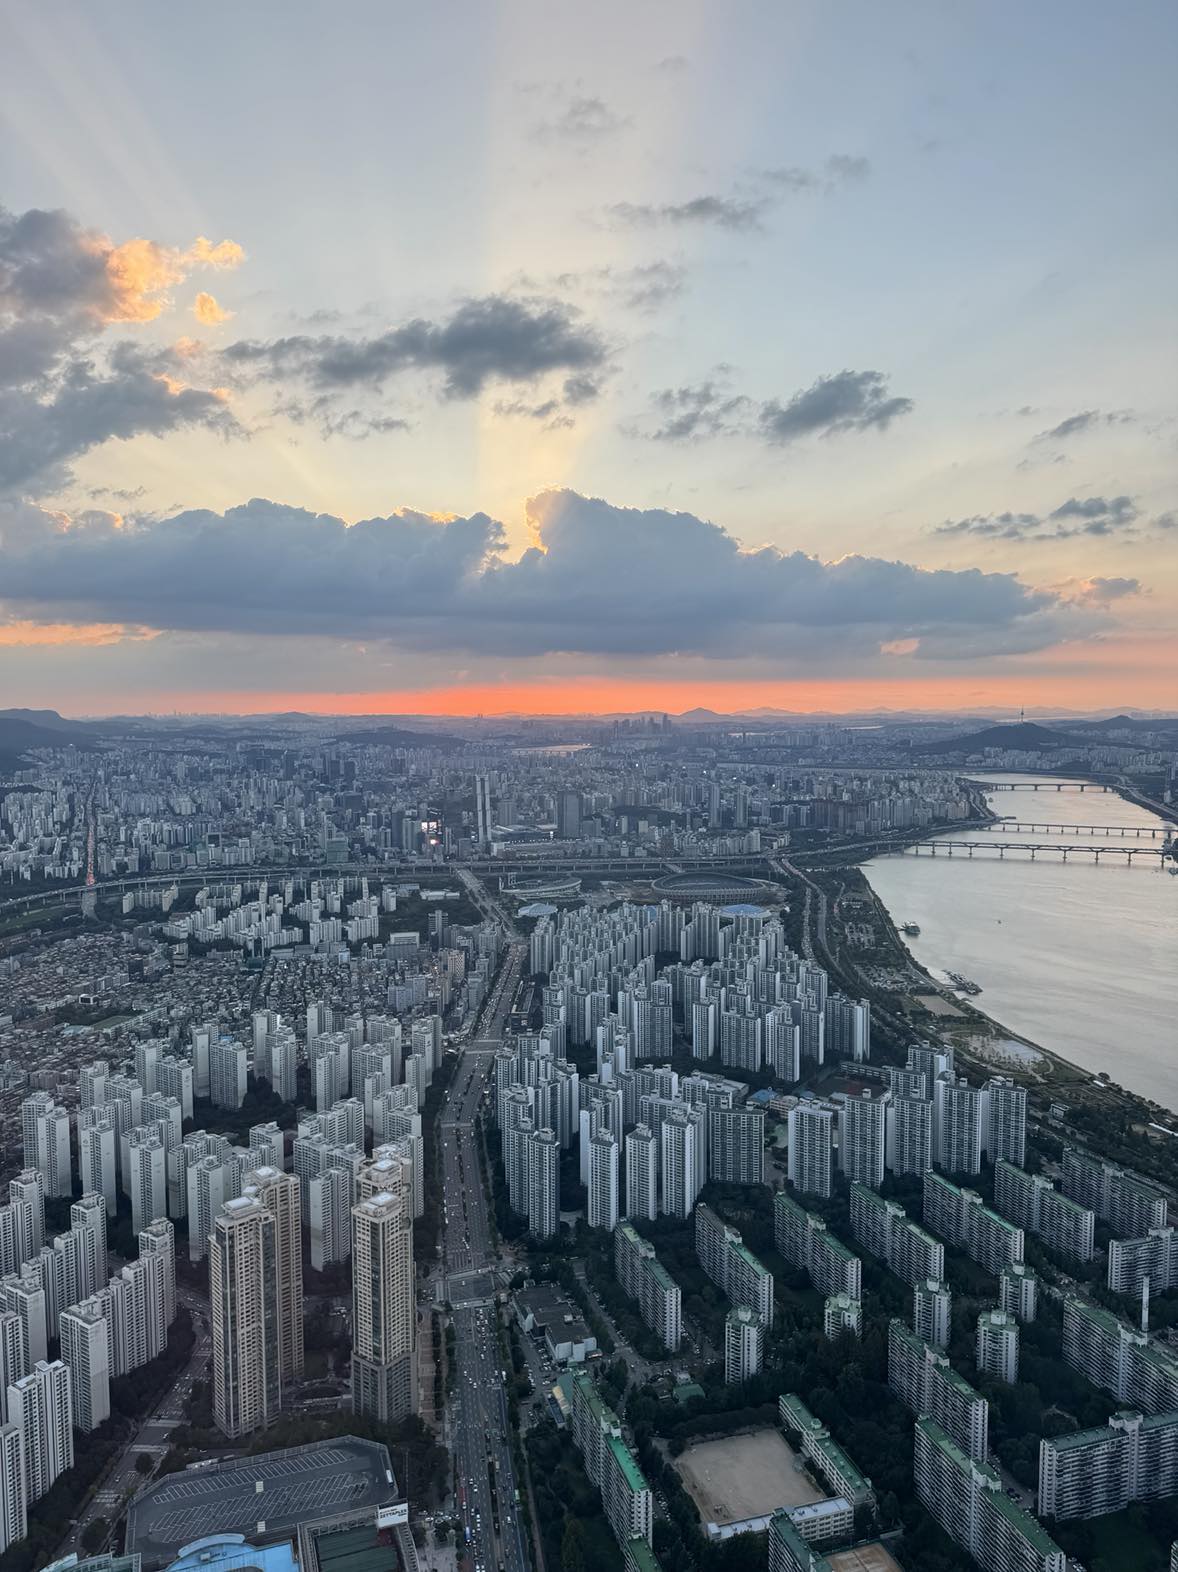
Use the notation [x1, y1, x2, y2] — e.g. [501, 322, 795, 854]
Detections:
[440, 936, 531, 1572]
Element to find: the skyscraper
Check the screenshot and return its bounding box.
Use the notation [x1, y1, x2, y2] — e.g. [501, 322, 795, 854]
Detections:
[351, 1189, 416, 1423]
[242, 1166, 304, 1382]
[475, 772, 492, 849]
[209, 1197, 282, 1439]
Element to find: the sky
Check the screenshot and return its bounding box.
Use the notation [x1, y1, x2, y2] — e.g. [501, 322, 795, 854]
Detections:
[0, 0, 1175, 717]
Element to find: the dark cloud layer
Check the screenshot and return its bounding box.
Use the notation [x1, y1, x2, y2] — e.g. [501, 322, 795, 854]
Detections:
[0, 489, 1093, 663]
[936, 495, 1143, 542]
[225, 294, 607, 402]
[633, 369, 914, 446]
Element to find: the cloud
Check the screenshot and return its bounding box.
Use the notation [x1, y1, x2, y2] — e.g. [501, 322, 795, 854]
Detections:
[1033, 409, 1135, 442]
[631, 379, 752, 441]
[193, 291, 231, 325]
[273, 396, 410, 440]
[935, 495, 1141, 541]
[549, 260, 686, 313]
[0, 202, 245, 493]
[762, 154, 871, 190]
[630, 368, 914, 447]
[531, 94, 630, 145]
[225, 293, 607, 401]
[606, 195, 768, 232]
[1054, 576, 1142, 605]
[758, 370, 913, 444]
[0, 488, 1099, 665]
[653, 55, 688, 73]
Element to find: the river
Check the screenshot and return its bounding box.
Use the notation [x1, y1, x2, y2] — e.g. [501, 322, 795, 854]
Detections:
[862, 774, 1178, 1111]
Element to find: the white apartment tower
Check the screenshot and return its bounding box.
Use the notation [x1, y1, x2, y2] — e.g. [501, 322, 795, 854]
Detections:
[588, 1130, 619, 1232]
[7, 1360, 72, 1504]
[209, 1197, 283, 1439]
[724, 1306, 764, 1384]
[625, 1125, 659, 1221]
[59, 1300, 110, 1433]
[787, 1102, 836, 1198]
[351, 1189, 416, 1423]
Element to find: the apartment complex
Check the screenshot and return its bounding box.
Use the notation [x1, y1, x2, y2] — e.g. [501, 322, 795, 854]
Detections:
[849, 1183, 944, 1287]
[994, 1160, 1096, 1263]
[1038, 1408, 1178, 1520]
[570, 1371, 653, 1550]
[695, 1203, 774, 1325]
[923, 1171, 1024, 1276]
[614, 1223, 682, 1352]
[888, 1318, 990, 1461]
[774, 1191, 862, 1301]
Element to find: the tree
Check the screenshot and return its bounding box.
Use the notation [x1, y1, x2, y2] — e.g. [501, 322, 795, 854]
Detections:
[81, 1518, 109, 1553]
[135, 1451, 154, 1475]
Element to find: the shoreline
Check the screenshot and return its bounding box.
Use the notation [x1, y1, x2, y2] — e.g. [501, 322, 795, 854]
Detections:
[849, 774, 1177, 1128]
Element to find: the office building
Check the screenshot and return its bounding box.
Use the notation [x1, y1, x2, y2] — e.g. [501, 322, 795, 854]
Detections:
[613, 1223, 681, 1352]
[59, 1299, 110, 1433]
[914, 1279, 952, 1349]
[7, 1359, 72, 1504]
[351, 1189, 416, 1423]
[209, 1197, 282, 1439]
[724, 1306, 764, 1383]
[1038, 1408, 1178, 1521]
[787, 1102, 836, 1199]
[914, 1418, 1065, 1572]
[977, 1308, 1020, 1383]
[588, 1131, 619, 1232]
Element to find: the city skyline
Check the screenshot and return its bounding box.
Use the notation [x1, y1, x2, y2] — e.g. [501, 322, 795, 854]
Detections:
[2, 2, 1176, 715]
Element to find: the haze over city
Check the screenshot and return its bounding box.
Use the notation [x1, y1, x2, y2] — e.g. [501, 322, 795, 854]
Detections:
[0, 10, 1176, 1572]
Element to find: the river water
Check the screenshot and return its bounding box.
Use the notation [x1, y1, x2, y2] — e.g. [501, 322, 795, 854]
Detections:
[863, 774, 1178, 1111]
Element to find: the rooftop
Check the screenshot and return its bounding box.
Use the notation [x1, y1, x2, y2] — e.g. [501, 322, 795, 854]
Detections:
[126, 1438, 398, 1571]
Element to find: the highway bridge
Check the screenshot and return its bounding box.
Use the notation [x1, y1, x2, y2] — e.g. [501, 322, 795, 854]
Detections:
[902, 839, 1171, 864]
[970, 780, 1114, 792]
[981, 821, 1172, 837]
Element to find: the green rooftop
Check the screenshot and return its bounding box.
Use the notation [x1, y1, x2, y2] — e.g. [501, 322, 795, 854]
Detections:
[624, 1536, 663, 1572]
[310, 1522, 399, 1572]
[607, 1432, 649, 1496]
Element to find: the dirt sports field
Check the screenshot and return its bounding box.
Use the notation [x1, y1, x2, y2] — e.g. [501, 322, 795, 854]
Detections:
[828, 1547, 905, 1572]
[675, 1429, 822, 1524]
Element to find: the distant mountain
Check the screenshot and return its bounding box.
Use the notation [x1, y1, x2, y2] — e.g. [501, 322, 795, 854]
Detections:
[0, 713, 104, 770]
[337, 725, 468, 751]
[916, 721, 1089, 756]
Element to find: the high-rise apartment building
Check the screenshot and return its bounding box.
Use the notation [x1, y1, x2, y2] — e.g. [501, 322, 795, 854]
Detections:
[138, 1217, 176, 1326]
[78, 1109, 118, 1219]
[774, 1192, 862, 1301]
[59, 1300, 110, 1433]
[914, 1279, 953, 1349]
[933, 1075, 983, 1176]
[526, 1127, 561, 1240]
[888, 1319, 990, 1461]
[210, 1038, 247, 1111]
[624, 1125, 658, 1221]
[1038, 1409, 1178, 1521]
[588, 1131, 619, 1232]
[982, 1077, 1027, 1167]
[1061, 1296, 1178, 1414]
[309, 1165, 353, 1271]
[351, 1188, 416, 1423]
[914, 1418, 1065, 1572]
[787, 1102, 835, 1198]
[707, 1105, 765, 1186]
[724, 1306, 764, 1383]
[613, 1223, 681, 1352]
[20, 1097, 72, 1200]
[0, 1421, 25, 1555]
[696, 1204, 773, 1326]
[209, 1197, 282, 1439]
[976, 1309, 1020, 1383]
[242, 1166, 304, 1383]
[127, 1128, 167, 1236]
[836, 1089, 887, 1190]
[7, 1359, 72, 1504]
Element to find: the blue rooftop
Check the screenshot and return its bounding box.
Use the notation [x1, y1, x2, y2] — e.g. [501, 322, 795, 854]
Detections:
[165, 1537, 297, 1572]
